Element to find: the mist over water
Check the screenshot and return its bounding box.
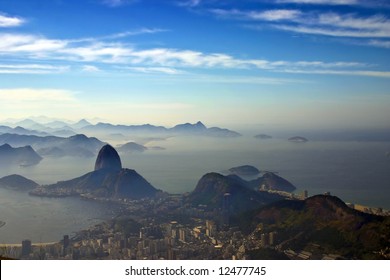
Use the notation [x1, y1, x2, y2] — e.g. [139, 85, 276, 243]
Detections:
[0, 188, 113, 244]
[128, 136, 390, 209]
[1, 134, 390, 243]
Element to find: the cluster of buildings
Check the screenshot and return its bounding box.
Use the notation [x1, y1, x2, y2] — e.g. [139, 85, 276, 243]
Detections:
[0, 193, 282, 260]
[2, 188, 389, 260]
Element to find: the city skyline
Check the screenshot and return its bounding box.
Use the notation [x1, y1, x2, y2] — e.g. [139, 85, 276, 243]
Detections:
[0, 0, 389, 129]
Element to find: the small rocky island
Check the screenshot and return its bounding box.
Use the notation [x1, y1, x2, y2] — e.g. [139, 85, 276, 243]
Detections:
[0, 174, 39, 191]
[228, 165, 260, 176]
[117, 142, 147, 153]
[288, 136, 308, 143]
[0, 144, 42, 166]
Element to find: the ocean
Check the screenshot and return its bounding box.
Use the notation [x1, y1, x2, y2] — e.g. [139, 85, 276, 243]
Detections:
[1, 135, 389, 243]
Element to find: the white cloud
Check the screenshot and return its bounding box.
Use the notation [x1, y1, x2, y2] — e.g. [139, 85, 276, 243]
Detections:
[178, 0, 202, 8]
[281, 69, 390, 78]
[276, 0, 359, 5]
[188, 75, 303, 85]
[70, 28, 167, 43]
[54, 42, 134, 62]
[216, 8, 390, 38]
[0, 88, 76, 102]
[273, 22, 390, 38]
[248, 10, 302, 21]
[124, 102, 193, 110]
[211, 9, 302, 21]
[125, 67, 184, 75]
[275, 0, 390, 7]
[102, 0, 138, 7]
[367, 40, 390, 48]
[0, 88, 80, 118]
[0, 33, 66, 54]
[0, 31, 388, 78]
[0, 13, 25, 27]
[0, 64, 69, 74]
[82, 65, 100, 72]
[316, 13, 390, 36]
[105, 28, 167, 38]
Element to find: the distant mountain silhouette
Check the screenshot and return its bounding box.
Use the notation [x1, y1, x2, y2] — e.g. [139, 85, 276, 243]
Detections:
[254, 134, 272, 139]
[228, 165, 260, 176]
[80, 121, 241, 138]
[1, 119, 241, 138]
[44, 120, 70, 129]
[72, 119, 92, 129]
[0, 174, 39, 190]
[81, 122, 168, 135]
[31, 144, 159, 199]
[170, 121, 207, 133]
[0, 144, 42, 166]
[0, 125, 49, 136]
[170, 121, 241, 137]
[187, 173, 283, 213]
[243, 195, 390, 259]
[249, 172, 296, 192]
[226, 170, 296, 192]
[50, 129, 76, 137]
[206, 127, 241, 137]
[14, 119, 48, 131]
[0, 133, 105, 158]
[117, 142, 147, 153]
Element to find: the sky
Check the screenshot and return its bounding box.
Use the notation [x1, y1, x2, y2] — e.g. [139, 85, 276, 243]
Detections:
[0, 0, 389, 130]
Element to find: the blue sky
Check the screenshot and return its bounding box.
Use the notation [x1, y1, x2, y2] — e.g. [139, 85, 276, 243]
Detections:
[0, 0, 389, 130]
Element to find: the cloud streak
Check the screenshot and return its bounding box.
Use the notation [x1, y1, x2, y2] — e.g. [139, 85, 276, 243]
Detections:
[0, 88, 76, 102]
[101, 0, 138, 7]
[0, 31, 388, 78]
[281, 69, 390, 78]
[178, 0, 202, 8]
[212, 9, 302, 21]
[275, 0, 390, 7]
[0, 13, 25, 27]
[124, 66, 184, 75]
[0, 64, 69, 74]
[276, 0, 360, 5]
[213, 8, 390, 38]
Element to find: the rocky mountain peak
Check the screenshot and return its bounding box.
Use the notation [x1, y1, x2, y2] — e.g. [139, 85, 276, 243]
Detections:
[94, 144, 122, 172]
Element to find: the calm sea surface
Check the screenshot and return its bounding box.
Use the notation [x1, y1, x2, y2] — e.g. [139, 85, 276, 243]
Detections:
[1, 136, 390, 243]
[0, 188, 114, 244]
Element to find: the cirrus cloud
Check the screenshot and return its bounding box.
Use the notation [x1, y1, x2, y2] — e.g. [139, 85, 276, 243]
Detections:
[0, 31, 389, 78]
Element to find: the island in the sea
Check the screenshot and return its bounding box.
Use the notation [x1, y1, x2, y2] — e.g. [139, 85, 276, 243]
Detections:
[0, 174, 39, 191]
[2, 144, 389, 261]
[288, 136, 308, 143]
[228, 165, 260, 176]
[0, 144, 42, 166]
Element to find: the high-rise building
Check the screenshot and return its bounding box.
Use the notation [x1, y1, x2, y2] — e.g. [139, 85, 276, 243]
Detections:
[179, 228, 187, 243]
[62, 235, 70, 257]
[21, 239, 32, 257]
[206, 220, 217, 237]
[269, 232, 277, 246]
[260, 233, 269, 247]
[222, 193, 231, 226]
